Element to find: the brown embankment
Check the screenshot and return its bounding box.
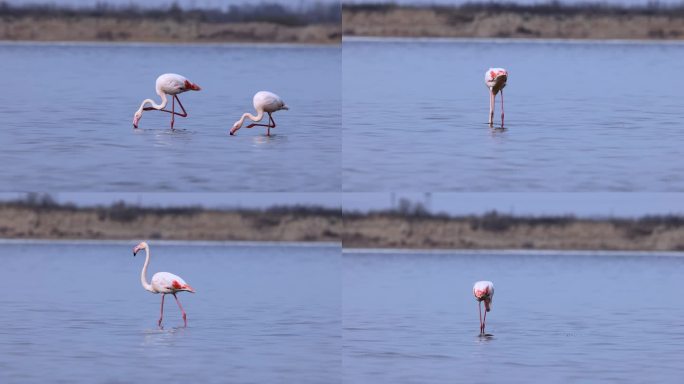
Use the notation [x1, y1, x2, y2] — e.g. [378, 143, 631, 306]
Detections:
[0, 3, 341, 44]
[0, 17, 340, 44]
[0, 202, 341, 242]
[343, 212, 684, 251]
[343, 4, 684, 40]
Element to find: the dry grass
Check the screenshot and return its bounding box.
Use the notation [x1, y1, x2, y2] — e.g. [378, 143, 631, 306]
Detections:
[343, 2, 684, 40]
[0, 2, 341, 44]
[343, 210, 684, 251]
[0, 196, 340, 242]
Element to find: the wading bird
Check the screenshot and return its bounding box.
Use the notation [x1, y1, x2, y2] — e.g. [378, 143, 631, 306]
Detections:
[230, 91, 288, 136]
[133, 242, 195, 328]
[473, 280, 494, 334]
[133, 73, 201, 129]
[485, 68, 508, 127]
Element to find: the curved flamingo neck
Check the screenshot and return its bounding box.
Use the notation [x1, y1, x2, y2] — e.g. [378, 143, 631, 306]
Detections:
[140, 245, 154, 293]
[236, 109, 264, 127]
[136, 91, 168, 115]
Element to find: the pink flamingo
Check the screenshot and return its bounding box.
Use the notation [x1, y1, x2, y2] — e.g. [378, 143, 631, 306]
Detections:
[485, 68, 508, 127]
[230, 91, 288, 136]
[133, 242, 195, 328]
[133, 73, 201, 129]
[473, 280, 494, 334]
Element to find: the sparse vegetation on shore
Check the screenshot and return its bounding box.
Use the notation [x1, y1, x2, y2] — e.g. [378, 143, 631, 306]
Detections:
[343, 2, 684, 40]
[343, 201, 684, 251]
[0, 194, 340, 242]
[0, 1, 341, 44]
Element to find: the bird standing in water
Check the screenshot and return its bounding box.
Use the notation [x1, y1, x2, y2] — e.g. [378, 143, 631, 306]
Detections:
[134, 241, 195, 328]
[473, 280, 494, 334]
[133, 73, 201, 129]
[230, 91, 288, 136]
[485, 68, 508, 128]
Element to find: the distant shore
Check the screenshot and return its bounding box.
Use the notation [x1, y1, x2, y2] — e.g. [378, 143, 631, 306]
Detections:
[343, 3, 684, 40]
[0, 200, 340, 242]
[0, 4, 340, 44]
[343, 212, 684, 251]
[3, 198, 683, 251]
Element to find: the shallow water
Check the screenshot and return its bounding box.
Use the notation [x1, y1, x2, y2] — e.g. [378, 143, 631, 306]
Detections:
[343, 249, 684, 383]
[0, 42, 340, 191]
[0, 241, 340, 383]
[343, 39, 684, 191]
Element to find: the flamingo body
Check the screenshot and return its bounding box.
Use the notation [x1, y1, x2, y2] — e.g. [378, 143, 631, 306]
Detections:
[150, 271, 195, 294]
[133, 73, 201, 129]
[133, 241, 194, 328]
[485, 68, 508, 127]
[473, 280, 494, 334]
[230, 91, 289, 136]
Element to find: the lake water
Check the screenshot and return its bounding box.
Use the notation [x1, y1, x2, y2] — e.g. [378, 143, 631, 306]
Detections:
[0, 42, 340, 191]
[343, 249, 684, 383]
[343, 38, 684, 191]
[0, 241, 340, 383]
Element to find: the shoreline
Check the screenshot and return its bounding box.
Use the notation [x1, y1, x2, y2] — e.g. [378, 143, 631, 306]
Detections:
[343, 247, 684, 257]
[342, 213, 684, 252]
[342, 35, 684, 45]
[0, 238, 340, 247]
[343, 5, 684, 41]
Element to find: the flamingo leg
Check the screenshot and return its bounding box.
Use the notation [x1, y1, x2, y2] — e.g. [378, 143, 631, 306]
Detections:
[173, 293, 188, 327]
[478, 301, 483, 334]
[500, 90, 504, 128]
[171, 95, 175, 129]
[142, 95, 188, 118]
[489, 91, 495, 127]
[482, 305, 488, 334]
[158, 294, 165, 328]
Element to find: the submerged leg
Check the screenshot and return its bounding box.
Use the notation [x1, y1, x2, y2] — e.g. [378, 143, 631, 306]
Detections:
[489, 91, 494, 127]
[479, 301, 483, 334]
[171, 96, 175, 129]
[482, 305, 488, 334]
[500, 90, 504, 128]
[173, 293, 188, 327]
[158, 294, 165, 328]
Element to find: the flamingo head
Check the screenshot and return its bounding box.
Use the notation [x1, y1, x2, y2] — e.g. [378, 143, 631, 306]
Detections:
[230, 121, 242, 135]
[133, 111, 142, 128]
[184, 80, 201, 91]
[484, 299, 492, 312]
[133, 241, 148, 256]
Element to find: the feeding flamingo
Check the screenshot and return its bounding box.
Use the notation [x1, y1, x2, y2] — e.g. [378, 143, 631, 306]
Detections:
[230, 91, 289, 136]
[473, 280, 494, 334]
[133, 73, 201, 129]
[485, 68, 508, 127]
[133, 241, 195, 328]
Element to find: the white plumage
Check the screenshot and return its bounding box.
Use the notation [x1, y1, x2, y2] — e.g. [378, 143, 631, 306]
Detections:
[230, 91, 289, 136]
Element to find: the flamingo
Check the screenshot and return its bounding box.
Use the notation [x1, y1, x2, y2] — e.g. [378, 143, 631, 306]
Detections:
[133, 73, 201, 129]
[230, 91, 289, 136]
[133, 241, 195, 328]
[473, 280, 494, 334]
[485, 68, 508, 127]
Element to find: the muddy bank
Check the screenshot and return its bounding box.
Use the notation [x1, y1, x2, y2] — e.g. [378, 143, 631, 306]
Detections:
[343, 212, 684, 251]
[0, 202, 340, 242]
[343, 4, 684, 40]
[0, 16, 340, 44]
